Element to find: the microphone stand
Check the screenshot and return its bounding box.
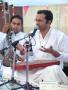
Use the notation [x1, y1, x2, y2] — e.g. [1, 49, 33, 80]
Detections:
[0, 42, 23, 89]
[11, 36, 39, 90]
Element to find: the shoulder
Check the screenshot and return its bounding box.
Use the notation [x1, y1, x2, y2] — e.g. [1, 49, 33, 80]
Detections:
[19, 31, 26, 35]
[50, 28, 67, 43]
[0, 32, 7, 36]
[0, 32, 7, 43]
[51, 28, 65, 37]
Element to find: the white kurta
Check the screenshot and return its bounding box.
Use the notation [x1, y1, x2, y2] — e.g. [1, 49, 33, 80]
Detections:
[20, 28, 68, 68]
[18, 28, 68, 85]
[32, 28, 68, 61]
[0, 31, 26, 55]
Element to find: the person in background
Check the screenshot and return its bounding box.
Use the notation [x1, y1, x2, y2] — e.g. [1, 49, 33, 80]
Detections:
[0, 15, 26, 80]
[17, 10, 68, 85]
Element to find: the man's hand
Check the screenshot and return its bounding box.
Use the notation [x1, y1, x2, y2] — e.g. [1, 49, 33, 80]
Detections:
[40, 46, 60, 57]
[2, 23, 10, 33]
[16, 44, 26, 55]
[16, 55, 25, 62]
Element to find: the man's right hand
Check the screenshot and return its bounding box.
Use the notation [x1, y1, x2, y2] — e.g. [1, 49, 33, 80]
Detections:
[2, 23, 10, 33]
[16, 44, 26, 55]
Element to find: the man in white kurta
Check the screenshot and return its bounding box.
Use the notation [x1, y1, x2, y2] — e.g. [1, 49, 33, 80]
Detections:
[31, 28, 68, 85]
[16, 10, 68, 86]
[0, 15, 26, 81]
[18, 28, 68, 86]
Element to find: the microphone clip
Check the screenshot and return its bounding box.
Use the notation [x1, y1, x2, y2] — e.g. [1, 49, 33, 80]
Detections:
[25, 41, 33, 56]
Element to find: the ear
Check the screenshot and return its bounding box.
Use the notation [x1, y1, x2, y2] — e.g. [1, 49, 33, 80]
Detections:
[46, 20, 51, 24]
[48, 20, 52, 24]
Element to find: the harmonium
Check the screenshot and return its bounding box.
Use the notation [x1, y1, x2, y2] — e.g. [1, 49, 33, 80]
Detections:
[15, 60, 60, 71]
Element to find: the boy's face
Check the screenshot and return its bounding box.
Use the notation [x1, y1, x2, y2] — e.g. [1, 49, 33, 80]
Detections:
[10, 18, 22, 33]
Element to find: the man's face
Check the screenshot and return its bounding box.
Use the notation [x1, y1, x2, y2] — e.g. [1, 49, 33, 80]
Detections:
[35, 13, 48, 30]
[10, 18, 22, 33]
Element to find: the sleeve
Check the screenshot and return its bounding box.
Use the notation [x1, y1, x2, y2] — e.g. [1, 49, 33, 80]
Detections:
[0, 32, 6, 50]
[0, 32, 6, 43]
[57, 35, 68, 62]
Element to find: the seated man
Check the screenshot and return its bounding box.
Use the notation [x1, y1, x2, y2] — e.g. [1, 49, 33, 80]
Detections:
[0, 15, 26, 80]
[16, 10, 68, 85]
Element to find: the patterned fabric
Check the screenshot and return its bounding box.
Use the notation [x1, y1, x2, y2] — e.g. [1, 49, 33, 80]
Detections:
[0, 31, 26, 67]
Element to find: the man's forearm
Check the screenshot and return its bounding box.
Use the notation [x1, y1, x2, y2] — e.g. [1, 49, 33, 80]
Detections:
[51, 50, 61, 57]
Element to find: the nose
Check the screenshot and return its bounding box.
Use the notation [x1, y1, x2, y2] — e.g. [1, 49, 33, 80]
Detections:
[14, 24, 18, 27]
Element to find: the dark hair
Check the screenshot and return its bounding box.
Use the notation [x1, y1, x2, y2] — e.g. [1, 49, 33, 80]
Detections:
[10, 15, 23, 24]
[37, 10, 53, 23]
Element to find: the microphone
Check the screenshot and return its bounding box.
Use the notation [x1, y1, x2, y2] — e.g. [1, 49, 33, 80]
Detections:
[11, 27, 37, 48]
[12, 40, 19, 48]
[29, 27, 37, 37]
[26, 27, 37, 56]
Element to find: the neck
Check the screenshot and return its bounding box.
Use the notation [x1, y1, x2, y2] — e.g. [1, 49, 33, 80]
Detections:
[40, 27, 50, 38]
[14, 31, 20, 34]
